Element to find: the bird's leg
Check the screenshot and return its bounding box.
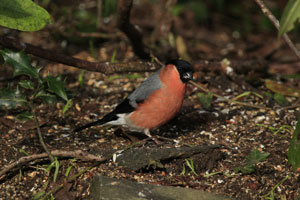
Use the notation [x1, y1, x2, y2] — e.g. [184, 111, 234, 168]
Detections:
[116, 128, 139, 142]
[144, 129, 161, 144]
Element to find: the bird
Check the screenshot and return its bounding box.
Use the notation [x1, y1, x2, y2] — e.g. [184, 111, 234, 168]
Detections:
[74, 59, 194, 141]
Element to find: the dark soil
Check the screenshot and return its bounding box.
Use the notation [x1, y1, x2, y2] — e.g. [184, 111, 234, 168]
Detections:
[1, 1, 300, 199]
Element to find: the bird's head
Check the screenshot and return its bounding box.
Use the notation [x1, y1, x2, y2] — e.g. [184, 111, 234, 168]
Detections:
[167, 59, 194, 83]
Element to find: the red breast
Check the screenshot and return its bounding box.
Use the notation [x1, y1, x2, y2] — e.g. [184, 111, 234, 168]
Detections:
[128, 64, 186, 130]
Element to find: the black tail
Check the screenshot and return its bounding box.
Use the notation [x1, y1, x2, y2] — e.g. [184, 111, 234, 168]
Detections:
[74, 113, 118, 132]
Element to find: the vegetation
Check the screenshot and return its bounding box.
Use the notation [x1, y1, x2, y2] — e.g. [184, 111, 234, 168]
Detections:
[0, 0, 300, 199]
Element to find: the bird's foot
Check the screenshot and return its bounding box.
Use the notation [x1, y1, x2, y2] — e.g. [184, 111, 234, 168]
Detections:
[144, 129, 161, 144]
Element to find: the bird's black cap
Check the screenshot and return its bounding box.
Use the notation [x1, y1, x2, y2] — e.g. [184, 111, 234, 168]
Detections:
[167, 59, 194, 83]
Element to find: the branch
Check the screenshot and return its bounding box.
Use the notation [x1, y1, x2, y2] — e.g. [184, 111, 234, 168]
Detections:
[96, 0, 103, 29]
[0, 36, 271, 75]
[29, 102, 54, 163]
[0, 36, 160, 73]
[254, 0, 300, 61]
[116, 0, 151, 60]
[0, 138, 150, 179]
[0, 150, 105, 178]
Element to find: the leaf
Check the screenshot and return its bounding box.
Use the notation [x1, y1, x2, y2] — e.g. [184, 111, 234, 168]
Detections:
[263, 91, 273, 98]
[279, 0, 300, 36]
[265, 80, 300, 97]
[35, 90, 57, 104]
[62, 99, 72, 115]
[197, 92, 213, 110]
[19, 80, 35, 90]
[176, 35, 191, 61]
[234, 165, 255, 174]
[234, 149, 269, 175]
[0, 0, 50, 31]
[78, 70, 85, 86]
[53, 157, 60, 182]
[273, 93, 290, 106]
[45, 76, 68, 101]
[19, 148, 30, 156]
[0, 49, 39, 78]
[185, 159, 198, 176]
[102, 0, 118, 17]
[16, 111, 33, 121]
[0, 87, 26, 109]
[110, 49, 117, 63]
[233, 91, 251, 100]
[288, 117, 300, 171]
[246, 149, 270, 165]
[233, 91, 263, 101]
[33, 191, 45, 200]
[65, 165, 73, 177]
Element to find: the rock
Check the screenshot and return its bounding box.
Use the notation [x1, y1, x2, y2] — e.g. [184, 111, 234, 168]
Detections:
[90, 176, 234, 200]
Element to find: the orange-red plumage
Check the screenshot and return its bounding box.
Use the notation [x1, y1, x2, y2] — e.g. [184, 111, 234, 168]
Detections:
[128, 64, 186, 129]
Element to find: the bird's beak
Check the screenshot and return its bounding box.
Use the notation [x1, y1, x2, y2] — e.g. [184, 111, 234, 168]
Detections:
[183, 72, 194, 81]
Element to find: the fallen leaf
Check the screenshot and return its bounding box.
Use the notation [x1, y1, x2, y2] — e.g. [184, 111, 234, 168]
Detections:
[265, 80, 300, 97]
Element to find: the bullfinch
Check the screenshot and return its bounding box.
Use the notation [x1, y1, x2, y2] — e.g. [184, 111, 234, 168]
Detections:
[75, 59, 194, 140]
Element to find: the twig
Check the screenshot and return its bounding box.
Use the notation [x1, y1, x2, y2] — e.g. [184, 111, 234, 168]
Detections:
[0, 36, 160, 73]
[116, 0, 151, 60]
[68, 31, 123, 39]
[190, 81, 269, 110]
[282, 104, 300, 110]
[96, 0, 103, 29]
[29, 102, 54, 163]
[261, 175, 289, 198]
[150, 52, 165, 67]
[155, 135, 193, 147]
[254, 0, 300, 61]
[0, 150, 105, 178]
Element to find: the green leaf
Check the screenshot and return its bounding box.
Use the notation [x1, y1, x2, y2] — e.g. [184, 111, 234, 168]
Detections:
[45, 76, 68, 101]
[35, 90, 57, 104]
[78, 70, 85, 86]
[234, 165, 255, 174]
[33, 191, 45, 200]
[233, 91, 263, 101]
[65, 165, 73, 177]
[74, 10, 97, 33]
[102, 0, 118, 17]
[16, 111, 33, 121]
[279, 0, 300, 36]
[185, 158, 198, 176]
[0, 0, 50, 31]
[246, 149, 270, 165]
[19, 80, 35, 90]
[0, 87, 26, 109]
[19, 148, 30, 156]
[273, 93, 290, 106]
[110, 49, 117, 63]
[235, 149, 269, 174]
[62, 99, 72, 115]
[0, 49, 39, 78]
[53, 157, 60, 182]
[263, 91, 273, 98]
[197, 92, 213, 110]
[288, 117, 300, 171]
